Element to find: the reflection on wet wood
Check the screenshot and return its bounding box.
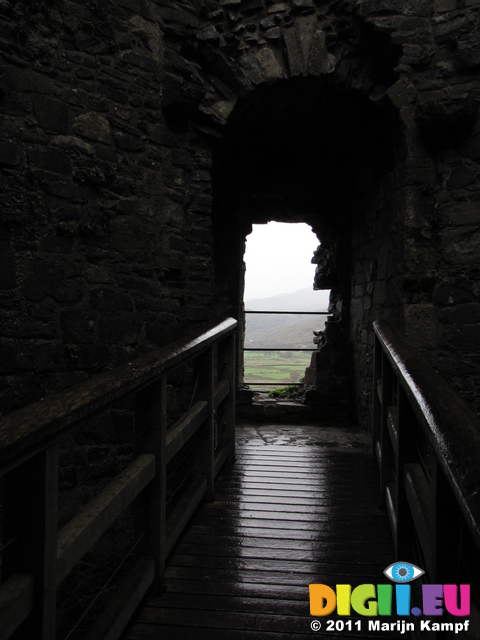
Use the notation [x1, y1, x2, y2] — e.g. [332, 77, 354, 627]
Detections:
[123, 425, 403, 639]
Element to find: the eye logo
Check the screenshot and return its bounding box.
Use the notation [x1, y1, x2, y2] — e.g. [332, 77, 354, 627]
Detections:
[384, 562, 424, 583]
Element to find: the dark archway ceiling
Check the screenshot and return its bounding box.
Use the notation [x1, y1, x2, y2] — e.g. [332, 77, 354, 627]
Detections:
[213, 77, 400, 234]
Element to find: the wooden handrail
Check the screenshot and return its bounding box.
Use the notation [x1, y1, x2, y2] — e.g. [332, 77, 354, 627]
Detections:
[0, 317, 238, 640]
[373, 320, 480, 586]
[0, 317, 237, 475]
[374, 320, 480, 550]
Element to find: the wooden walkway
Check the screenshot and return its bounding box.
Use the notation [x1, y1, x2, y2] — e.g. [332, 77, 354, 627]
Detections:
[124, 424, 402, 640]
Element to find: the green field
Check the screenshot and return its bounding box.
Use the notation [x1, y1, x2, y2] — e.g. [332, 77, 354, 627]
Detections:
[243, 350, 312, 387]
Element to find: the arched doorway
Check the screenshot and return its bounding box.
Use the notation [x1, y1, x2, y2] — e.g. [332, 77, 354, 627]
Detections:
[242, 221, 328, 393]
[212, 76, 404, 426]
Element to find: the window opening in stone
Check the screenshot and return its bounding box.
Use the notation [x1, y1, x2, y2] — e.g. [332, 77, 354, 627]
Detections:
[243, 222, 330, 393]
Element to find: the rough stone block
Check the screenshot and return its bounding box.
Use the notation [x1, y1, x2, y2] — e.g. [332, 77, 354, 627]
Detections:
[446, 165, 477, 189]
[434, 283, 474, 305]
[283, 27, 304, 76]
[442, 227, 480, 265]
[90, 288, 133, 313]
[0, 342, 18, 373]
[267, 3, 288, 12]
[386, 77, 417, 109]
[445, 325, 480, 353]
[401, 43, 435, 66]
[5, 67, 54, 95]
[358, 0, 433, 17]
[296, 14, 317, 68]
[0, 141, 20, 166]
[435, 0, 457, 10]
[308, 30, 329, 76]
[441, 203, 480, 226]
[23, 258, 83, 303]
[28, 147, 72, 176]
[77, 344, 111, 369]
[0, 241, 16, 290]
[264, 27, 281, 40]
[113, 131, 144, 152]
[40, 236, 75, 253]
[117, 276, 163, 297]
[292, 0, 314, 7]
[162, 72, 205, 121]
[32, 95, 70, 134]
[415, 94, 478, 134]
[239, 53, 265, 84]
[145, 316, 181, 346]
[442, 303, 480, 325]
[120, 51, 159, 72]
[73, 113, 112, 144]
[52, 135, 95, 156]
[97, 313, 141, 344]
[404, 303, 440, 349]
[255, 47, 285, 80]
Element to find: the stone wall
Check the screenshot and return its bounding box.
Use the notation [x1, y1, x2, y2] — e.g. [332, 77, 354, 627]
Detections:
[2, 0, 480, 424]
[353, 0, 480, 417]
[0, 0, 215, 414]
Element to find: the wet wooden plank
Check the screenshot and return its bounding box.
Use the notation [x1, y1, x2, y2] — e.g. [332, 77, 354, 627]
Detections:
[213, 487, 376, 501]
[199, 500, 388, 518]
[146, 592, 309, 616]
[124, 425, 399, 640]
[186, 523, 392, 542]
[174, 542, 393, 564]
[211, 489, 381, 505]
[168, 552, 389, 574]
[178, 533, 394, 554]
[191, 515, 390, 534]
[212, 475, 374, 488]
[165, 565, 386, 585]
[231, 455, 373, 466]
[165, 578, 312, 600]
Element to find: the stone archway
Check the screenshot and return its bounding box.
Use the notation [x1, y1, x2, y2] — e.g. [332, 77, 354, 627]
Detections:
[210, 76, 404, 422]
[162, 0, 401, 130]
[161, 1, 409, 424]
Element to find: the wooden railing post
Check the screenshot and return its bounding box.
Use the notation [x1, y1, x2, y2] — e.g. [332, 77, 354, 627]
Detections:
[135, 377, 167, 594]
[197, 348, 215, 500]
[3, 444, 58, 639]
[395, 385, 413, 561]
[222, 332, 236, 466]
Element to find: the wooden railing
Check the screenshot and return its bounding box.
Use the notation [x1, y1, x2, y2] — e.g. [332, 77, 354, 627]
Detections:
[373, 320, 480, 591]
[0, 318, 237, 640]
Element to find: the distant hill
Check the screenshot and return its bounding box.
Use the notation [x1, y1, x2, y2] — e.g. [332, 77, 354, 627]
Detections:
[244, 288, 330, 349]
[245, 287, 330, 312]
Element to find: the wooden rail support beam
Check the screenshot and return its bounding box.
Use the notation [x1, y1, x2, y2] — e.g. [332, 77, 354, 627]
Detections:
[216, 331, 236, 468]
[3, 444, 59, 640]
[196, 348, 215, 500]
[135, 377, 168, 594]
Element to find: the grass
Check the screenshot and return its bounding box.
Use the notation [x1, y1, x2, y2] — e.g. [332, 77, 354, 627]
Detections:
[243, 350, 312, 385]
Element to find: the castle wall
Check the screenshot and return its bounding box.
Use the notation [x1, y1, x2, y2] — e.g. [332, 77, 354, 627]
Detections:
[1, 0, 480, 421]
[0, 1, 214, 413]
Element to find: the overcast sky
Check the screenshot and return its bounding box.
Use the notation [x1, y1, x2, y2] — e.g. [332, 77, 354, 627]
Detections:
[244, 222, 320, 300]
